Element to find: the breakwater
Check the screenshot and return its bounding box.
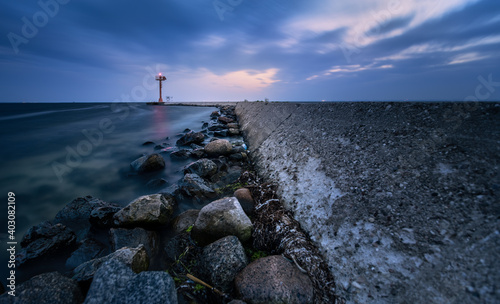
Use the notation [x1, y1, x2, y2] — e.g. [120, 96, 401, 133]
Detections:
[235, 101, 500, 303]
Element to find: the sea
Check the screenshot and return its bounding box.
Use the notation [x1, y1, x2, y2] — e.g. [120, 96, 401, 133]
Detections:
[0, 102, 218, 285]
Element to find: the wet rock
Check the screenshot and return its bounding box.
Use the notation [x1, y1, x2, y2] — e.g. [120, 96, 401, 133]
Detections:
[199, 236, 248, 292]
[83, 259, 134, 304]
[183, 158, 218, 178]
[234, 188, 255, 215]
[131, 154, 165, 173]
[55, 196, 110, 224]
[228, 128, 240, 136]
[190, 148, 206, 159]
[232, 145, 246, 154]
[229, 153, 244, 161]
[73, 245, 149, 283]
[110, 228, 159, 259]
[0, 272, 83, 304]
[89, 205, 122, 228]
[171, 210, 200, 234]
[235, 255, 314, 304]
[17, 221, 77, 266]
[170, 149, 191, 160]
[211, 111, 220, 118]
[178, 173, 216, 199]
[65, 238, 106, 270]
[218, 116, 234, 124]
[122, 271, 178, 304]
[146, 178, 168, 190]
[214, 130, 228, 137]
[142, 141, 155, 146]
[208, 124, 227, 132]
[204, 139, 233, 157]
[227, 123, 239, 129]
[192, 197, 253, 246]
[113, 194, 175, 228]
[176, 131, 205, 146]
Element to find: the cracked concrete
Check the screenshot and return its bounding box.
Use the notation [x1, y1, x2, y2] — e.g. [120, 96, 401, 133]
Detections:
[236, 101, 500, 303]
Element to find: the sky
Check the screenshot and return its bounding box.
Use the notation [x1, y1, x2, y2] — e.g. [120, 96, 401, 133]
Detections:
[1, 0, 499, 102]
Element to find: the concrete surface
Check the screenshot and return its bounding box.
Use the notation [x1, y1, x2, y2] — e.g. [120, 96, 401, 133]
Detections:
[235, 101, 500, 303]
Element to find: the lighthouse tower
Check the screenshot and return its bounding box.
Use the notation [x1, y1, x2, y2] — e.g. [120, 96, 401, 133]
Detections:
[155, 73, 167, 103]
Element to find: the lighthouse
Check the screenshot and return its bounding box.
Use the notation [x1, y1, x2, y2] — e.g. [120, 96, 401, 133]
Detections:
[155, 73, 167, 103]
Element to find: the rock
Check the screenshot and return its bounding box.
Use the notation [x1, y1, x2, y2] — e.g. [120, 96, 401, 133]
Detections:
[110, 228, 158, 259]
[234, 188, 255, 215]
[211, 110, 220, 118]
[228, 301, 247, 304]
[192, 197, 253, 246]
[190, 148, 206, 159]
[200, 236, 249, 292]
[184, 159, 218, 178]
[214, 130, 228, 137]
[235, 255, 314, 304]
[229, 153, 244, 161]
[55, 196, 110, 224]
[113, 194, 175, 228]
[227, 123, 239, 129]
[73, 245, 149, 283]
[0, 272, 83, 304]
[142, 141, 155, 146]
[171, 210, 200, 234]
[89, 205, 122, 228]
[170, 149, 191, 160]
[65, 238, 106, 270]
[204, 139, 233, 157]
[228, 128, 240, 136]
[146, 178, 168, 190]
[218, 116, 234, 124]
[17, 221, 77, 266]
[131, 154, 165, 173]
[178, 173, 216, 199]
[176, 131, 205, 146]
[208, 124, 227, 132]
[122, 271, 178, 304]
[232, 145, 246, 153]
[83, 259, 134, 304]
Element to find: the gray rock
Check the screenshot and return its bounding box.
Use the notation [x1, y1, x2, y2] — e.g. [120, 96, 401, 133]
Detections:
[83, 259, 135, 304]
[214, 130, 228, 137]
[192, 197, 253, 246]
[55, 196, 110, 224]
[184, 158, 218, 178]
[176, 131, 205, 146]
[110, 228, 158, 259]
[113, 194, 174, 227]
[0, 272, 83, 304]
[73, 245, 149, 283]
[235, 255, 314, 304]
[17, 221, 77, 266]
[204, 139, 233, 157]
[200, 236, 249, 292]
[171, 209, 200, 234]
[228, 128, 240, 136]
[233, 188, 255, 215]
[65, 238, 106, 270]
[210, 110, 220, 118]
[169, 149, 191, 160]
[190, 148, 206, 159]
[131, 154, 165, 173]
[89, 205, 121, 228]
[228, 301, 247, 304]
[227, 123, 239, 129]
[84, 260, 178, 304]
[178, 173, 216, 199]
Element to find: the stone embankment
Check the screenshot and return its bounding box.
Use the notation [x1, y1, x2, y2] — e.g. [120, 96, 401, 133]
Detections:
[235, 101, 500, 303]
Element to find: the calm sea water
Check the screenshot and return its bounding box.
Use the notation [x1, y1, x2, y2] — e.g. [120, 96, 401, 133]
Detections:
[0, 103, 217, 284]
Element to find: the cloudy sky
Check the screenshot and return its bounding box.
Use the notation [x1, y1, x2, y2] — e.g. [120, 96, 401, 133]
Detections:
[1, 0, 499, 102]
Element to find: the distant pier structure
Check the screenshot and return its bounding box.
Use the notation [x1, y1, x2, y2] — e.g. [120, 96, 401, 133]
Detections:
[155, 73, 167, 103]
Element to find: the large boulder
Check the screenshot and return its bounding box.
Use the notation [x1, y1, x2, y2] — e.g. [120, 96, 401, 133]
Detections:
[113, 194, 175, 227]
[110, 228, 158, 259]
[183, 158, 218, 178]
[199, 236, 249, 292]
[178, 173, 216, 200]
[72, 245, 149, 283]
[84, 260, 177, 304]
[131, 154, 165, 173]
[176, 131, 205, 146]
[17, 221, 77, 266]
[0, 272, 83, 304]
[204, 139, 233, 157]
[235, 255, 314, 304]
[65, 238, 106, 270]
[192, 197, 253, 246]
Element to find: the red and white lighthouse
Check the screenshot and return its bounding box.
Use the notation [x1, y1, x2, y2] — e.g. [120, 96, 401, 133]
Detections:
[155, 73, 167, 103]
